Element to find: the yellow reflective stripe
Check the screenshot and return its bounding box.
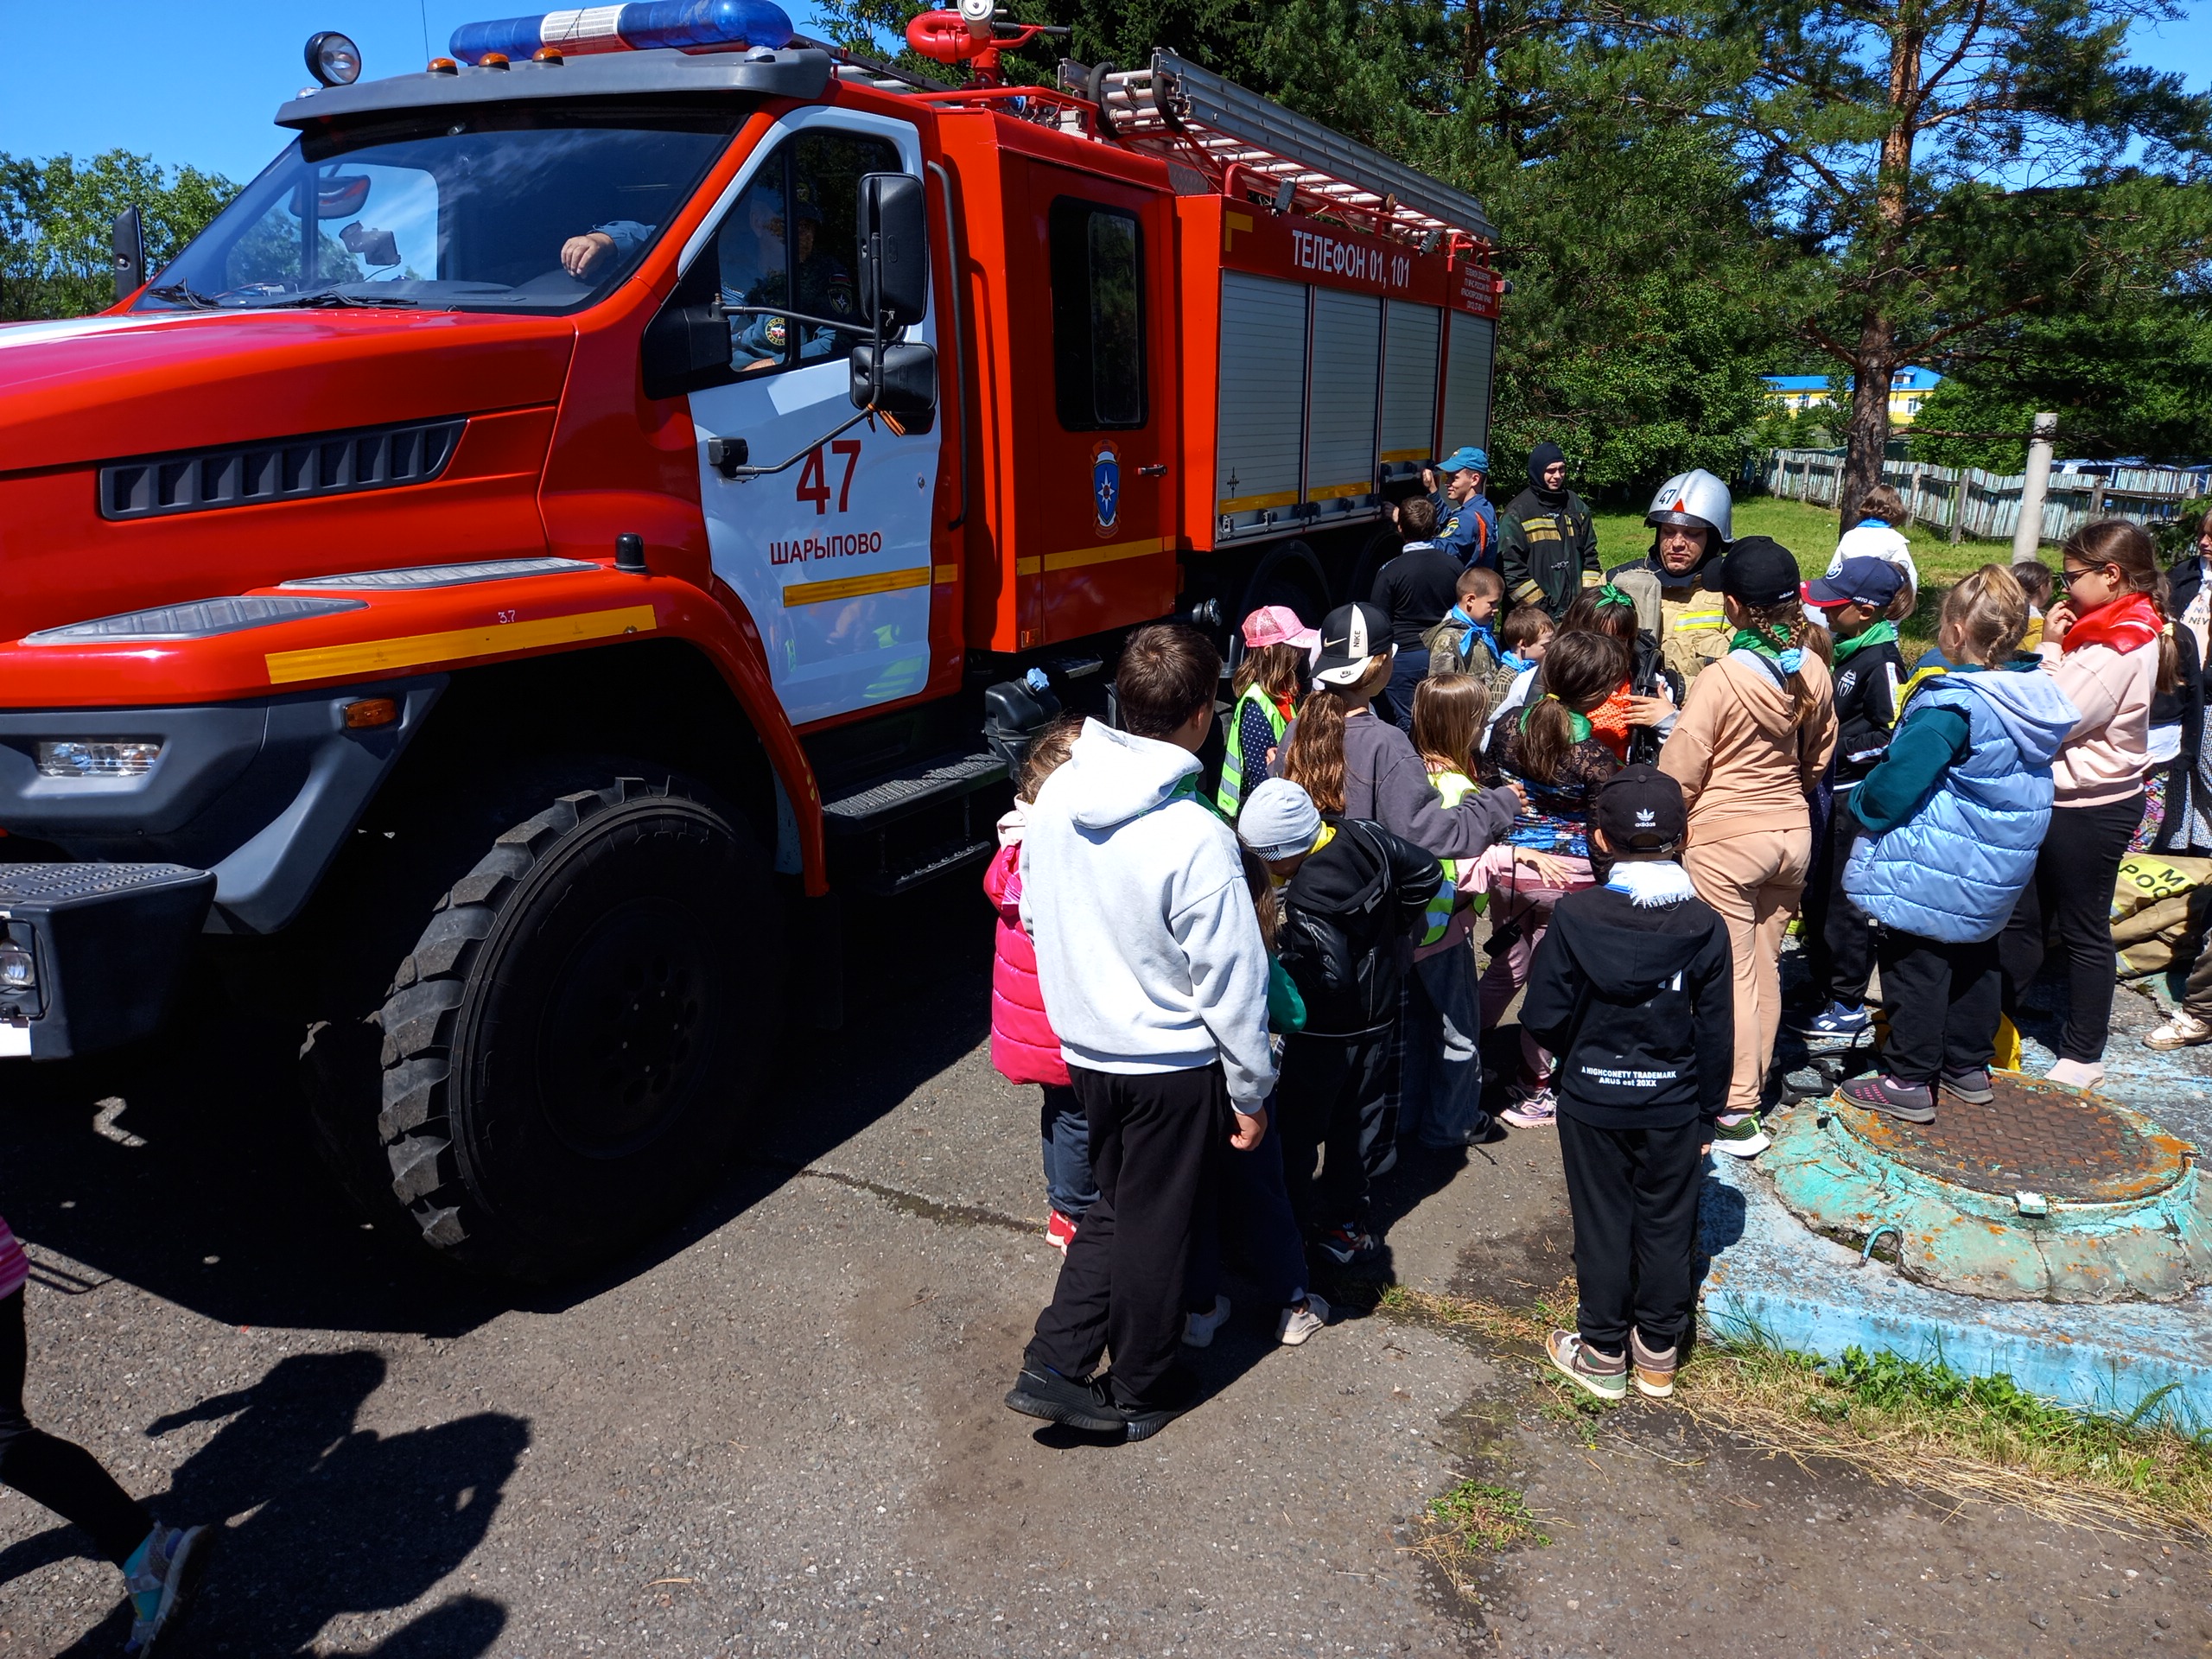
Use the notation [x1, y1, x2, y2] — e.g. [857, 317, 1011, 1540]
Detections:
[782, 566, 931, 607]
[264, 604, 657, 685]
[1217, 489, 1300, 513]
[1307, 481, 1370, 501]
[1040, 536, 1176, 575]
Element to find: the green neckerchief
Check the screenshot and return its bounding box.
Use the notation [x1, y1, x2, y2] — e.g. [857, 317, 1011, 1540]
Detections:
[1518, 696, 1593, 743]
[1730, 626, 1806, 675]
[1831, 618, 1898, 664]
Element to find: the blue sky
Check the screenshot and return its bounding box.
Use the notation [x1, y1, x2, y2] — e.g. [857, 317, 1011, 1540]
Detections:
[1, 0, 2209, 186]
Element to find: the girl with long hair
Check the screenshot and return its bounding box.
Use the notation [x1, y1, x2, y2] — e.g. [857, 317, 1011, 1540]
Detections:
[1658, 538, 1837, 1155]
[1217, 607, 1315, 818]
[1477, 629, 1627, 1125]
[1999, 518, 2177, 1086]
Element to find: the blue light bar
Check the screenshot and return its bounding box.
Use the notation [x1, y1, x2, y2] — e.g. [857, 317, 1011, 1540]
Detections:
[451, 0, 796, 65]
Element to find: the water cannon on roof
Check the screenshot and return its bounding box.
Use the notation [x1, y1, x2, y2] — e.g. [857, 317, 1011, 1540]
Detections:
[904, 3, 1070, 87]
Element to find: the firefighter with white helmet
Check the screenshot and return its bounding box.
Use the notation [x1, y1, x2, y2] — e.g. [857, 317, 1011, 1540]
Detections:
[1606, 467, 1736, 689]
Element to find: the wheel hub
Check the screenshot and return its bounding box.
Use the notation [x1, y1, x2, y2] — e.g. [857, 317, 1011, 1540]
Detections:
[539, 898, 713, 1160]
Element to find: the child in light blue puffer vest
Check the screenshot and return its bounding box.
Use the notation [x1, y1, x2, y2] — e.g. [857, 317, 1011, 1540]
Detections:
[1837, 566, 2080, 1124]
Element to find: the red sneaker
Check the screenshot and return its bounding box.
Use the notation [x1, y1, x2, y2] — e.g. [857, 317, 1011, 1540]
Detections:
[1046, 1211, 1077, 1255]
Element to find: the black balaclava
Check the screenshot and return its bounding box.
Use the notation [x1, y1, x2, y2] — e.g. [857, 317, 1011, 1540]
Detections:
[1527, 442, 1568, 507]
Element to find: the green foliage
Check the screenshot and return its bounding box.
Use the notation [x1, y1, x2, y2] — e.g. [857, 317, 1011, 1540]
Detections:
[0, 149, 237, 320]
[1637, 0, 2212, 509]
[1912, 302, 2212, 472]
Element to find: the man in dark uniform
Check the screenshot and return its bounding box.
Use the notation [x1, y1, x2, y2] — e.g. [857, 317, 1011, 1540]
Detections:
[734, 186, 858, 370]
[1434, 446, 1497, 570]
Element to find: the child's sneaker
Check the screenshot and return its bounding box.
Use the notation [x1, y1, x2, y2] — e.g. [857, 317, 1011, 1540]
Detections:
[1314, 1224, 1380, 1267]
[1182, 1294, 1231, 1348]
[124, 1523, 209, 1655]
[1838, 1072, 1936, 1123]
[1499, 1086, 1557, 1129]
[2045, 1057, 2105, 1090]
[1004, 1364, 1125, 1433]
[1802, 1001, 1871, 1038]
[1630, 1329, 1678, 1399]
[2146, 1009, 2212, 1050]
[1045, 1210, 1077, 1255]
[1277, 1293, 1330, 1346]
[1939, 1065, 1994, 1105]
[1545, 1331, 1627, 1402]
[1708, 1111, 1770, 1157]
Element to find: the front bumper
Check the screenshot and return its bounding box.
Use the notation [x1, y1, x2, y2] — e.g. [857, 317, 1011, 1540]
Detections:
[0, 862, 215, 1059]
[0, 677, 442, 935]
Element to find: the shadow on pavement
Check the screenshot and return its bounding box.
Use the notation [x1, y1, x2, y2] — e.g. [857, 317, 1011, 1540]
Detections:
[0, 1349, 524, 1656]
[0, 877, 995, 1338]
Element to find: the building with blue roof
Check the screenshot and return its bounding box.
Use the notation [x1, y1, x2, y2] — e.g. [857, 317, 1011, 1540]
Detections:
[1762, 365, 1943, 425]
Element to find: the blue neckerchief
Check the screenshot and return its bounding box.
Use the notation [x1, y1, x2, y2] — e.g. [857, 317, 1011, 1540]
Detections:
[1856, 518, 1889, 530]
[1502, 650, 1535, 674]
[1448, 607, 1498, 659]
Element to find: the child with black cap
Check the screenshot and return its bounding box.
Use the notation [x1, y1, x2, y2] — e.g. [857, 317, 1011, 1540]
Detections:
[1796, 555, 1909, 1039]
[1521, 766, 1733, 1402]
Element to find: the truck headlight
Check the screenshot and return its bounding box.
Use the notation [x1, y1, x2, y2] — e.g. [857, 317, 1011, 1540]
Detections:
[0, 946, 33, 993]
[36, 741, 163, 779]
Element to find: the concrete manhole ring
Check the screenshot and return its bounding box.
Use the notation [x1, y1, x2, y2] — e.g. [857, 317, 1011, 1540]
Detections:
[1764, 1071, 2212, 1302]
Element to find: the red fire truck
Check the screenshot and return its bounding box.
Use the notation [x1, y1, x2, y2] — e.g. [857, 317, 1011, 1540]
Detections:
[0, 13, 1499, 1276]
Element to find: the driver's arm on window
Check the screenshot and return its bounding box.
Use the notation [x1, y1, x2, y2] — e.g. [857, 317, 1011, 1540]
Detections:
[560, 219, 655, 278]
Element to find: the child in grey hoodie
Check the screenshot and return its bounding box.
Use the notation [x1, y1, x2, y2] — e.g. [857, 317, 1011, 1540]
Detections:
[1006, 625, 1274, 1444]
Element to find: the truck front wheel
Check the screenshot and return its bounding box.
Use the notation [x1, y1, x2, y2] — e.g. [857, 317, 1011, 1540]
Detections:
[373, 779, 779, 1279]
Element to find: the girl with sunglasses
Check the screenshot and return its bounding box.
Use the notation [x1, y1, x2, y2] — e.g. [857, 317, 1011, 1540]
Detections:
[1999, 519, 2180, 1087]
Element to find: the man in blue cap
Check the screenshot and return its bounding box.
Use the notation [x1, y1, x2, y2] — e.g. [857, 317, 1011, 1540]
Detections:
[1434, 447, 1497, 571]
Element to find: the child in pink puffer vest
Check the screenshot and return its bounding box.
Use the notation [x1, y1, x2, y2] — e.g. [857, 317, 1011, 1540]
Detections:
[983, 715, 1092, 1253]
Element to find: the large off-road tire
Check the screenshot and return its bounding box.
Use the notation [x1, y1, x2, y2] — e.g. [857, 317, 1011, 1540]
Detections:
[373, 779, 779, 1280]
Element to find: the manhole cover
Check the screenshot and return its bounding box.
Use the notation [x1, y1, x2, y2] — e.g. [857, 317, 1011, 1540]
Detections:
[1765, 1071, 2212, 1302]
[1834, 1071, 2190, 1205]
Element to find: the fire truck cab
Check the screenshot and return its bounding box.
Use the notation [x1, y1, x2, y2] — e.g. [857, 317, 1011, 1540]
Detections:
[0, 14, 1499, 1277]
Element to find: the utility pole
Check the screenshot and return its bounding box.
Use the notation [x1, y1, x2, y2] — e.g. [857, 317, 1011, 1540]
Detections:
[2012, 413, 2057, 560]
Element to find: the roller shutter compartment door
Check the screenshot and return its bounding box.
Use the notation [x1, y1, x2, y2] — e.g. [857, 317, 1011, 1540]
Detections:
[1304, 288, 1381, 522]
[1379, 300, 1441, 480]
[1440, 310, 1496, 454]
[1214, 270, 1308, 542]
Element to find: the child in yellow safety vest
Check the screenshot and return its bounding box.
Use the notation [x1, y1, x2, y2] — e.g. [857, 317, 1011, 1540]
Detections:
[1404, 675, 1573, 1147]
[1218, 606, 1319, 819]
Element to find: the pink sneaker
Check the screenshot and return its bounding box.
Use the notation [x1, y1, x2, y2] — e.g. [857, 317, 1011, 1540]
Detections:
[1046, 1211, 1077, 1255]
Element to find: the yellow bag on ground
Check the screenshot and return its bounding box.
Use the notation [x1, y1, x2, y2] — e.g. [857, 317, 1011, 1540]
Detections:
[2113, 855, 2212, 922]
[1993, 1015, 2023, 1071]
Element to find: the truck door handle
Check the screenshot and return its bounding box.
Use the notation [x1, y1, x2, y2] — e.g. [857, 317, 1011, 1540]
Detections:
[1138, 463, 1168, 478]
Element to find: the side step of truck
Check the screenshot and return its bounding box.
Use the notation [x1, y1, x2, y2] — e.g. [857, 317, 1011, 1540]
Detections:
[820, 749, 1008, 896]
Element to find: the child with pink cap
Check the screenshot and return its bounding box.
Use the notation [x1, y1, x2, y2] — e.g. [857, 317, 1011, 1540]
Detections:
[1217, 606, 1319, 819]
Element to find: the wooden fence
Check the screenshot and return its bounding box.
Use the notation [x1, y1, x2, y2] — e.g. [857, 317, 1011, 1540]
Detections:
[1760, 449, 2209, 547]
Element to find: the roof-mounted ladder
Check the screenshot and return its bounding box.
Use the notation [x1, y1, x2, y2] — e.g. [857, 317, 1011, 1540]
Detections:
[1065, 50, 1495, 245]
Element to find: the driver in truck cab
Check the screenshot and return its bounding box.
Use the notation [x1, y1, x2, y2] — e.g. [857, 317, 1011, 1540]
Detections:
[560, 184, 855, 369]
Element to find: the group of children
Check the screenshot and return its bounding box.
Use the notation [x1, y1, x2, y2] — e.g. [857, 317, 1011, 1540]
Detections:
[995, 458, 2183, 1433]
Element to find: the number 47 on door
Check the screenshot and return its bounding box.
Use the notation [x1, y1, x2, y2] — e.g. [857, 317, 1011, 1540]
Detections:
[796, 439, 862, 516]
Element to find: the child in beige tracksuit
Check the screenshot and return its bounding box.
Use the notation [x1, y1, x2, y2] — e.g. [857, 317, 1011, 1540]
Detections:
[1659, 538, 1837, 1156]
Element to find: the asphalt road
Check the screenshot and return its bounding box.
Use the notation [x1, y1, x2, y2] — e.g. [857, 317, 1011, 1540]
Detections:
[3, 883, 2208, 1657]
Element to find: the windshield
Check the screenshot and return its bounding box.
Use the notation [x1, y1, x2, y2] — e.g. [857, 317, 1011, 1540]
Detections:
[136, 105, 743, 315]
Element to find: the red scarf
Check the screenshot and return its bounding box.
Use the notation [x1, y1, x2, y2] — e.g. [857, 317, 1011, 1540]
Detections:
[2063, 591, 2161, 656]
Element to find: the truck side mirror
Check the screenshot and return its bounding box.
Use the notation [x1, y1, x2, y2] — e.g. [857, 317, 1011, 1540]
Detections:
[849, 341, 938, 420]
[856, 173, 928, 330]
[640, 244, 732, 401]
[111, 207, 144, 303]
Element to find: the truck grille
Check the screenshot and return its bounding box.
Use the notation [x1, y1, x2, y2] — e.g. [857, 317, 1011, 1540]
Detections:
[98, 418, 467, 522]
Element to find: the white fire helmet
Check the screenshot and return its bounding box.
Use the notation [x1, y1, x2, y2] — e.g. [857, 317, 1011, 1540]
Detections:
[1644, 469, 1734, 546]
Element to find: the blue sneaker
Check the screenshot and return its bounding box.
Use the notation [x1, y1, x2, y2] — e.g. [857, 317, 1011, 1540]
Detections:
[1804, 1002, 1871, 1038]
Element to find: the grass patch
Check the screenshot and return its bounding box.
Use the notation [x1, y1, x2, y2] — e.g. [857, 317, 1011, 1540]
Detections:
[1590, 494, 2025, 649]
[1386, 1282, 2212, 1537]
[1408, 1480, 1552, 1600]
